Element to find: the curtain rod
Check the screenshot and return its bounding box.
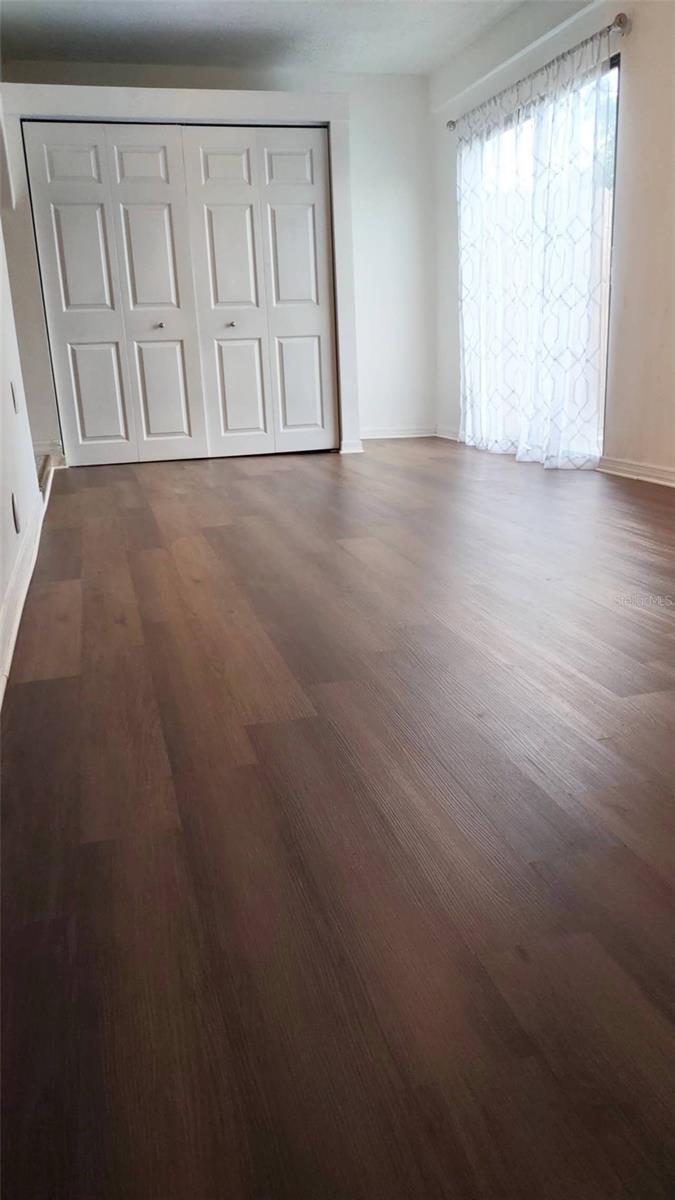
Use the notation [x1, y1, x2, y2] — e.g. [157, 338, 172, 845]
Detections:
[446, 11, 629, 131]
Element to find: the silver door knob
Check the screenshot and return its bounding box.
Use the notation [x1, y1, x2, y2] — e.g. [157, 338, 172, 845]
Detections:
[155, 321, 165, 329]
[226, 321, 237, 328]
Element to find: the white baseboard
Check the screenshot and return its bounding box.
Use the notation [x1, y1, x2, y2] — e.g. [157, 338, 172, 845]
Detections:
[0, 480, 51, 707]
[340, 439, 364, 454]
[34, 440, 65, 465]
[360, 427, 437, 440]
[598, 456, 675, 488]
[436, 426, 459, 441]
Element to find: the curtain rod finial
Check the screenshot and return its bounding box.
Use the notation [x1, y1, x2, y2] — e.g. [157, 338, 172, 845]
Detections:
[614, 12, 629, 33]
[447, 119, 457, 131]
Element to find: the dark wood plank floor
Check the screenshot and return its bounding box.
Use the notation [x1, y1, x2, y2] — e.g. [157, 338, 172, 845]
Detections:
[3, 439, 675, 1199]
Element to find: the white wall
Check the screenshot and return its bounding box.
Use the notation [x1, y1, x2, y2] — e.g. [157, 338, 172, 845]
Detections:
[347, 78, 435, 437]
[430, 0, 675, 476]
[601, 0, 674, 476]
[1, 60, 435, 443]
[0, 210, 43, 698]
[429, 1, 587, 113]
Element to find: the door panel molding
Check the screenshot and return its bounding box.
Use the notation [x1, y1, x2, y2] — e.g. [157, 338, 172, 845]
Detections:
[68, 341, 129, 442]
[115, 144, 169, 184]
[201, 148, 252, 186]
[121, 203, 179, 309]
[45, 143, 102, 184]
[276, 335, 324, 431]
[268, 203, 319, 306]
[134, 340, 191, 440]
[51, 202, 113, 311]
[265, 147, 314, 186]
[216, 338, 267, 435]
[205, 204, 259, 308]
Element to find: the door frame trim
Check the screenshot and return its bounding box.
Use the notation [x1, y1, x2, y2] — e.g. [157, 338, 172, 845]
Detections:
[0, 83, 363, 456]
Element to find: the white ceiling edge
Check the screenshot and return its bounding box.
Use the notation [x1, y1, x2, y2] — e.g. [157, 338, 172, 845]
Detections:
[430, 0, 591, 111]
[0, 2, 595, 107]
[0, 1, 524, 78]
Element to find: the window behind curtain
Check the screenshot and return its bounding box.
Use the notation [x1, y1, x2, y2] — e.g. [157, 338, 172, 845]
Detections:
[457, 40, 619, 469]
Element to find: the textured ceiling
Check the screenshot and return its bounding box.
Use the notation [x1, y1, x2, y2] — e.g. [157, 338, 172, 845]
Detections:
[0, 0, 529, 75]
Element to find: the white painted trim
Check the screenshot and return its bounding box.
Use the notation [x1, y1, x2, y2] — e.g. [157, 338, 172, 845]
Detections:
[361, 427, 437, 440]
[34, 441, 66, 466]
[0, 477, 51, 707]
[0, 82, 348, 126]
[436, 426, 459, 441]
[0, 82, 360, 464]
[598, 456, 675, 488]
[339, 439, 364, 454]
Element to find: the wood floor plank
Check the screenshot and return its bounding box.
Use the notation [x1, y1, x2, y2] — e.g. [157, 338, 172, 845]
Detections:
[173, 762, 434, 1200]
[577, 781, 675, 886]
[247, 716, 535, 1077]
[2, 917, 73, 1197]
[316, 655, 611, 864]
[80, 513, 128, 579]
[129, 546, 193, 624]
[487, 931, 675, 1196]
[142, 618, 257, 773]
[205, 519, 399, 684]
[118, 505, 164, 554]
[79, 649, 178, 844]
[308, 679, 581, 956]
[1, 677, 81, 929]
[31, 525, 82, 584]
[81, 564, 144, 668]
[167, 531, 254, 627]
[3, 441, 675, 1198]
[10, 578, 82, 683]
[65, 832, 250, 1200]
[44, 481, 120, 528]
[533, 843, 675, 1024]
[470, 1055, 627, 1199]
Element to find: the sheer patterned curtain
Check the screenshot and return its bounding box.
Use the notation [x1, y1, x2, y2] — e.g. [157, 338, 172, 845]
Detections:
[457, 31, 619, 468]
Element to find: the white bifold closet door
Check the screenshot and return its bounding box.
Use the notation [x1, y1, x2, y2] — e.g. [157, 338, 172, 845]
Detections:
[24, 122, 208, 465]
[183, 126, 337, 454]
[182, 127, 275, 457]
[105, 124, 208, 462]
[25, 121, 338, 466]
